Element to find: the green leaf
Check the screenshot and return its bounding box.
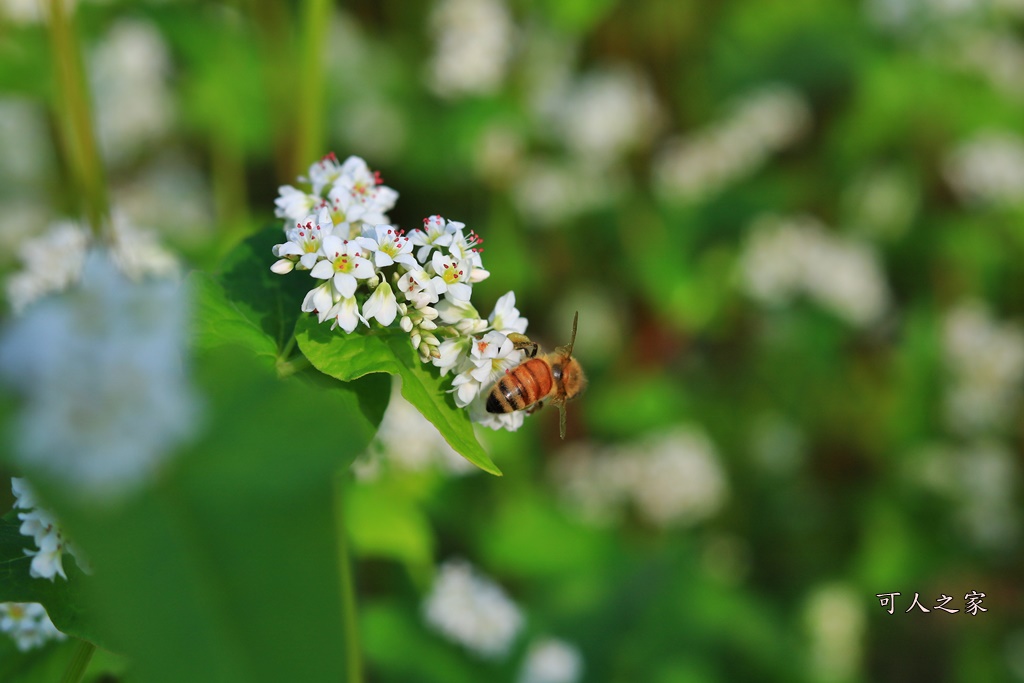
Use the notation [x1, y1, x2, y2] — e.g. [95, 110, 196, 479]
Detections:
[347, 481, 434, 570]
[295, 316, 502, 476]
[188, 227, 311, 365]
[23, 349, 383, 683]
[0, 520, 104, 648]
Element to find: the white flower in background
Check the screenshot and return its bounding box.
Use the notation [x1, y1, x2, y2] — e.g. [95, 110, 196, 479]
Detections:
[630, 427, 729, 527]
[653, 84, 810, 203]
[5, 215, 179, 313]
[517, 638, 584, 683]
[339, 99, 409, 163]
[353, 383, 476, 479]
[91, 19, 174, 163]
[542, 64, 661, 167]
[428, 0, 515, 98]
[552, 426, 728, 529]
[512, 159, 625, 226]
[274, 185, 319, 223]
[0, 250, 196, 500]
[942, 302, 1024, 434]
[738, 214, 890, 327]
[804, 584, 864, 683]
[423, 558, 524, 659]
[111, 153, 214, 244]
[943, 130, 1024, 207]
[12, 478, 88, 581]
[911, 442, 1019, 548]
[0, 603, 65, 652]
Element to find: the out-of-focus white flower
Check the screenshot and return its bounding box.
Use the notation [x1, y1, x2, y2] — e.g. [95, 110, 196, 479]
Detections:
[543, 65, 661, 167]
[910, 441, 1019, 548]
[339, 99, 408, 163]
[423, 558, 524, 659]
[512, 159, 625, 227]
[551, 426, 729, 529]
[353, 382, 476, 479]
[0, 603, 65, 651]
[428, 0, 515, 98]
[111, 154, 214, 244]
[804, 584, 864, 683]
[653, 84, 810, 203]
[738, 214, 890, 327]
[942, 301, 1024, 435]
[517, 638, 583, 683]
[0, 250, 196, 500]
[12, 478, 88, 581]
[5, 215, 179, 313]
[943, 130, 1024, 207]
[91, 19, 174, 163]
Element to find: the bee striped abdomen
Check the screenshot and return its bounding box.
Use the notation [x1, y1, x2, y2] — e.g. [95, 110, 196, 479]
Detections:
[486, 358, 553, 413]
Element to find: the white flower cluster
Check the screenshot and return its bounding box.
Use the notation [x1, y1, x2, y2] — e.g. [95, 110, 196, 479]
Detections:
[738, 214, 890, 327]
[422, 558, 524, 659]
[942, 302, 1024, 435]
[0, 250, 195, 499]
[942, 129, 1024, 207]
[550, 426, 729, 529]
[653, 84, 810, 203]
[11, 478, 87, 581]
[0, 602, 65, 652]
[427, 0, 515, 98]
[517, 637, 584, 683]
[5, 213, 178, 313]
[272, 154, 531, 431]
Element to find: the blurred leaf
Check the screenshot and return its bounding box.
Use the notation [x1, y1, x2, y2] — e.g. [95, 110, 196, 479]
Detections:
[32, 348, 380, 683]
[528, 0, 619, 33]
[0, 520, 102, 648]
[347, 481, 434, 570]
[296, 317, 501, 476]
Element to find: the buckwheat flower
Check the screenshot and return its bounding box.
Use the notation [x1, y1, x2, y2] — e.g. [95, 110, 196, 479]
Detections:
[332, 156, 398, 225]
[0, 603, 65, 652]
[274, 185, 319, 222]
[328, 295, 365, 333]
[310, 235, 375, 298]
[433, 336, 472, 376]
[273, 208, 336, 272]
[436, 298, 488, 335]
[943, 130, 1024, 206]
[410, 215, 457, 263]
[431, 251, 472, 302]
[398, 266, 447, 308]
[427, 0, 515, 99]
[356, 224, 415, 268]
[488, 291, 528, 334]
[362, 279, 398, 327]
[12, 478, 88, 581]
[469, 398, 525, 432]
[517, 638, 584, 683]
[422, 558, 523, 659]
[307, 152, 346, 195]
[6, 221, 88, 314]
[0, 250, 196, 499]
[451, 331, 521, 408]
[302, 281, 336, 323]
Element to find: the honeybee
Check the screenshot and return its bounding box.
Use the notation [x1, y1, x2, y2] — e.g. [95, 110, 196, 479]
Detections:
[485, 312, 586, 439]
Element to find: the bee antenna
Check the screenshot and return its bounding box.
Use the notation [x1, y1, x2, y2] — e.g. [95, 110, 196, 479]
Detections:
[566, 311, 579, 357]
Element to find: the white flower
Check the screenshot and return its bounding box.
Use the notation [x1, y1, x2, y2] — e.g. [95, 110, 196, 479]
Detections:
[6, 221, 88, 314]
[362, 279, 398, 327]
[273, 208, 336, 271]
[332, 156, 398, 225]
[435, 298, 488, 335]
[356, 224, 416, 268]
[328, 295, 365, 333]
[307, 152, 345, 195]
[274, 185, 319, 222]
[0, 603, 65, 652]
[422, 559, 523, 659]
[430, 251, 473, 302]
[0, 250, 197, 500]
[310, 235, 376, 298]
[397, 266, 447, 308]
[488, 291, 528, 334]
[410, 215, 457, 263]
[943, 129, 1024, 206]
[12, 478, 88, 581]
[517, 638, 584, 683]
[451, 331, 521, 408]
[428, 0, 515, 99]
[302, 281, 336, 323]
[433, 336, 472, 376]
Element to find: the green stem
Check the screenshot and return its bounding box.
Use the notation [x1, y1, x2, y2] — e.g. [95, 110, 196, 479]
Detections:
[210, 132, 250, 251]
[275, 354, 311, 379]
[293, 0, 332, 176]
[333, 470, 364, 683]
[59, 640, 96, 683]
[46, 0, 109, 238]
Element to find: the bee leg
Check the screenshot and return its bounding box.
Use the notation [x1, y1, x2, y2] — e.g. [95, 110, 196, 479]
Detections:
[525, 400, 544, 415]
[507, 333, 539, 359]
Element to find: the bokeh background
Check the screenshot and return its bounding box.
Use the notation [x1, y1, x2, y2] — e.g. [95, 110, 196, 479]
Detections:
[2, 0, 1024, 681]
